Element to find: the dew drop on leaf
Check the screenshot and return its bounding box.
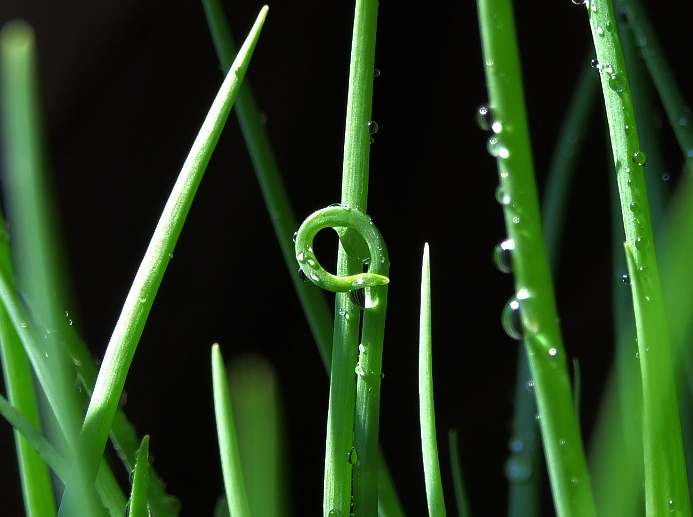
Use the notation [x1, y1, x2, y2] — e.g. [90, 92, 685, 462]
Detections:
[632, 151, 647, 166]
[495, 186, 511, 205]
[367, 120, 378, 134]
[492, 239, 514, 274]
[347, 447, 358, 465]
[590, 59, 600, 69]
[622, 274, 632, 285]
[571, 0, 586, 5]
[609, 73, 626, 92]
[476, 105, 493, 131]
[502, 297, 523, 340]
[374, 68, 380, 77]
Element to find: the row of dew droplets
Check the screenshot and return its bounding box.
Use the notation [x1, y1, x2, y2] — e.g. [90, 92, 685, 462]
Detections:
[477, 104, 526, 342]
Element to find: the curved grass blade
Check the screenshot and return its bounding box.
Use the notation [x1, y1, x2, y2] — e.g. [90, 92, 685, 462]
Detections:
[582, 1, 691, 514]
[212, 344, 250, 517]
[56, 8, 268, 515]
[418, 244, 446, 516]
[127, 435, 151, 517]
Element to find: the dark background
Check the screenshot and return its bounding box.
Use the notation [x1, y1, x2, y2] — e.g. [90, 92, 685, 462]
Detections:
[0, 0, 691, 515]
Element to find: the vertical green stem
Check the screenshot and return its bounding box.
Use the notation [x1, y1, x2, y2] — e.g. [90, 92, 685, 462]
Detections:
[323, 0, 380, 515]
[584, 1, 691, 514]
[476, 0, 597, 514]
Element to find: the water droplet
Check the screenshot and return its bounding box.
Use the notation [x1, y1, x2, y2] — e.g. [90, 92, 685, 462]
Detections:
[119, 390, 128, 408]
[138, 297, 147, 304]
[596, 26, 604, 35]
[571, 0, 586, 4]
[559, 438, 566, 445]
[548, 348, 557, 357]
[504, 457, 532, 481]
[629, 202, 640, 213]
[327, 510, 344, 517]
[379, 372, 385, 379]
[493, 239, 514, 274]
[342, 203, 351, 211]
[634, 237, 650, 250]
[605, 21, 615, 32]
[635, 352, 640, 358]
[525, 380, 535, 393]
[350, 288, 366, 309]
[632, 151, 647, 166]
[310, 272, 319, 282]
[476, 105, 493, 131]
[502, 297, 523, 340]
[355, 364, 364, 376]
[609, 73, 626, 93]
[495, 186, 511, 205]
[298, 268, 311, 282]
[487, 136, 500, 157]
[571, 476, 578, 483]
[624, 125, 632, 135]
[368, 121, 378, 134]
[292, 231, 298, 243]
[374, 68, 380, 77]
[21, 322, 27, 328]
[512, 215, 520, 224]
[663, 173, 671, 181]
[622, 274, 632, 285]
[369, 137, 374, 144]
[590, 59, 600, 69]
[347, 447, 358, 465]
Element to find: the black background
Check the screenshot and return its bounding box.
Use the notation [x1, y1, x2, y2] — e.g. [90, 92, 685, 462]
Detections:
[0, 0, 691, 515]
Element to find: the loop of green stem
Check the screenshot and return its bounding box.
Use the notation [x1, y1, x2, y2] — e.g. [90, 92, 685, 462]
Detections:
[294, 205, 389, 293]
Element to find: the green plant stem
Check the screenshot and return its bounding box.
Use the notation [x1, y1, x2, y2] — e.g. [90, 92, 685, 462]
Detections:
[584, 1, 690, 514]
[336, 1, 384, 515]
[418, 244, 446, 516]
[448, 430, 471, 517]
[476, 0, 596, 514]
[56, 9, 268, 515]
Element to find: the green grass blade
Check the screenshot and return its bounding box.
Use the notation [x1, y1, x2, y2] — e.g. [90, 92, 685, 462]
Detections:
[56, 8, 268, 515]
[583, 1, 691, 514]
[418, 244, 446, 517]
[476, 0, 597, 514]
[128, 435, 151, 517]
[212, 345, 251, 517]
[448, 430, 471, 517]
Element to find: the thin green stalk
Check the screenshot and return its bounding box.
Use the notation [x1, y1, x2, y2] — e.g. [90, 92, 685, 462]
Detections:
[476, 0, 596, 514]
[582, 1, 690, 514]
[201, 3, 403, 514]
[212, 345, 251, 517]
[57, 9, 268, 515]
[418, 244, 446, 516]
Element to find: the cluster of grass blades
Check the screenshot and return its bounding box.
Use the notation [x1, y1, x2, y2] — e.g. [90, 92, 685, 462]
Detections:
[1, 0, 692, 515]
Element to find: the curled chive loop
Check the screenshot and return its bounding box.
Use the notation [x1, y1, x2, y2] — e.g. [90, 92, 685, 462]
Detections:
[294, 205, 389, 293]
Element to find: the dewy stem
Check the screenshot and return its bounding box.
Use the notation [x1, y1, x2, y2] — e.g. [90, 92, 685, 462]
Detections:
[476, 0, 597, 515]
[320, 0, 382, 515]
